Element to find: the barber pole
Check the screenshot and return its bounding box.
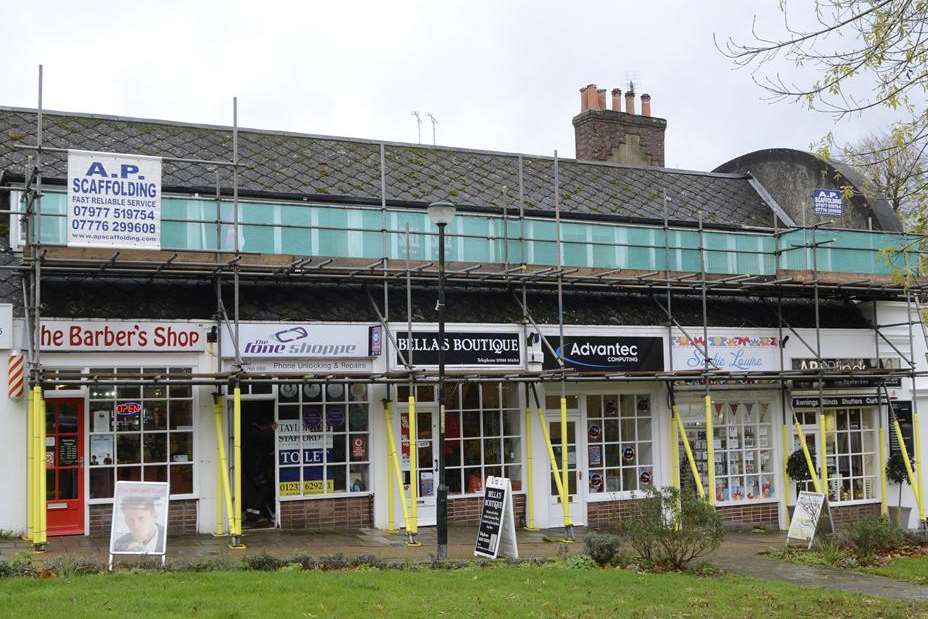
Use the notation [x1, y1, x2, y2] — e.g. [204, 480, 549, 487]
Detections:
[8, 353, 24, 399]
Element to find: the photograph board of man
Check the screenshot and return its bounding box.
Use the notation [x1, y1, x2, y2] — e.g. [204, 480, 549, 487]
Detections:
[109, 481, 169, 557]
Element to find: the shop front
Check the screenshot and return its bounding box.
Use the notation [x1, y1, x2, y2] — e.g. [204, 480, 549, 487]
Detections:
[220, 322, 384, 530]
[34, 319, 209, 537]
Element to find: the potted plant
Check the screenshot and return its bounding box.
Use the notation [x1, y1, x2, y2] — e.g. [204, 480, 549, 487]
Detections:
[886, 452, 912, 529]
[786, 448, 813, 518]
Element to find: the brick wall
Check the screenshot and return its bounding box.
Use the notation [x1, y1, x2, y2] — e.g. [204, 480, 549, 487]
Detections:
[716, 502, 780, 527]
[89, 499, 198, 537]
[279, 495, 373, 529]
[587, 499, 646, 529]
[447, 494, 527, 526]
[827, 502, 881, 529]
[573, 110, 666, 166]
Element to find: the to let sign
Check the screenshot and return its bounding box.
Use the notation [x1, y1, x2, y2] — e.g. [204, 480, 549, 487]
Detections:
[68, 150, 161, 249]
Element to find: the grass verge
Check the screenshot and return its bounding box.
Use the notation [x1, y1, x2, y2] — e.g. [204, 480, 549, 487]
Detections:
[0, 565, 925, 618]
[860, 555, 928, 585]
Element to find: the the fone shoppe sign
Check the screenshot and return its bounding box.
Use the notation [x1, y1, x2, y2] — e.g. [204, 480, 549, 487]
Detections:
[543, 335, 664, 372]
[67, 150, 161, 249]
[395, 331, 522, 366]
[224, 324, 381, 358]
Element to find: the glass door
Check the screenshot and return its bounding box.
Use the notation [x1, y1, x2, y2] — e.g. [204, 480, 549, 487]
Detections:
[400, 407, 439, 527]
[544, 409, 586, 527]
[46, 398, 85, 536]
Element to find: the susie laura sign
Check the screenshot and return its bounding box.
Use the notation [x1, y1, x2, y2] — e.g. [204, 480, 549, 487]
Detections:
[671, 334, 778, 372]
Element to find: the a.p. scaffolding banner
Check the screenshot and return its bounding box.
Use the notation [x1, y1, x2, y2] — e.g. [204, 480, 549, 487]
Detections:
[67, 149, 161, 249]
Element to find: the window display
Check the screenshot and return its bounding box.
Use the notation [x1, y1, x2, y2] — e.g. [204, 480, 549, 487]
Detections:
[587, 394, 653, 495]
[276, 382, 370, 498]
[680, 400, 775, 503]
[88, 367, 194, 499]
[443, 382, 522, 495]
[792, 408, 877, 502]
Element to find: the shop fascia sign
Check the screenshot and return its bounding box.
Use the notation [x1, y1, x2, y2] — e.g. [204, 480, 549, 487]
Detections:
[223, 323, 382, 359]
[394, 330, 522, 367]
[791, 394, 887, 409]
[791, 357, 902, 388]
[671, 332, 779, 372]
[541, 334, 664, 372]
[39, 320, 205, 352]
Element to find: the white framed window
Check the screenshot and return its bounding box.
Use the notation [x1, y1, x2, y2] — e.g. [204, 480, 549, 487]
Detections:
[87, 367, 195, 499]
[441, 382, 522, 496]
[680, 399, 776, 503]
[275, 382, 370, 498]
[586, 394, 653, 496]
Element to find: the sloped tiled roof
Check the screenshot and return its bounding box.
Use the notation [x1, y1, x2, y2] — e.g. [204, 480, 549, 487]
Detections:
[0, 107, 776, 227]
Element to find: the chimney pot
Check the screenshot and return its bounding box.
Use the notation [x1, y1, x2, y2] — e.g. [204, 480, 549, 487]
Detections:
[611, 88, 622, 112]
[641, 94, 651, 117]
[624, 90, 636, 115]
[579, 83, 597, 112]
[596, 89, 607, 111]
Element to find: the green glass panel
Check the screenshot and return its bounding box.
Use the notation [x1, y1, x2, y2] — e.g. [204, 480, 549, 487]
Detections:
[280, 205, 312, 256]
[460, 216, 491, 262]
[317, 207, 348, 258]
[562, 223, 588, 267]
[529, 220, 557, 266]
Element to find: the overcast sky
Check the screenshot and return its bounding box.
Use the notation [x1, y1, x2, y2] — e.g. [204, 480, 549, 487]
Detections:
[0, 1, 897, 172]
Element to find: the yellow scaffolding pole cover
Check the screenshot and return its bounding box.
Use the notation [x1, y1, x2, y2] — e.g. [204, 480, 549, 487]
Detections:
[407, 395, 418, 536]
[673, 406, 705, 498]
[383, 400, 410, 527]
[231, 387, 244, 544]
[914, 414, 926, 523]
[25, 387, 34, 542]
[524, 406, 537, 530]
[892, 415, 925, 521]
[560, 397, 568, 518]
[704, 395, 716, 505]
[212, 396, 234, 537]
[536, 408, 571, 527]
[819, 412, 829, 499]
[879, 427, 888, 517]
[36, 387, 47, 548]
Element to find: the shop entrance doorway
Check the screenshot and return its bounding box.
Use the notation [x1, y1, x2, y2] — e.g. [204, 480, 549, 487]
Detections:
[241, 400, 276, 528]
[46, 397, 85, 536]
[544, 408, 587, 528]
[399, 406, 439, 528]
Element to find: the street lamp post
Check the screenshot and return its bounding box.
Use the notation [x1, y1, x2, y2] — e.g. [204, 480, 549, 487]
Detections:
[428, 200, 455, 562]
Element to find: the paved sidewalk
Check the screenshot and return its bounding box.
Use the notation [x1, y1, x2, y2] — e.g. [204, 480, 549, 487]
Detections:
[707, 531, 928, 602]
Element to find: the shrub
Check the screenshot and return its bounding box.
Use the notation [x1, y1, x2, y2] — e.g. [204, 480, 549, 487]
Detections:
[786, 449, 813, 482]
[584, 532, 624, 567]
[619, 486, 724, 570]
[243, 553, 285, 571]
[565, 553, 597, 570]
[843, 516, 903, 564]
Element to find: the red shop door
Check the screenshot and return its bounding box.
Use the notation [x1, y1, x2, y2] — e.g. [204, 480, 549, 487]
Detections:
[46, 398, 85, 536]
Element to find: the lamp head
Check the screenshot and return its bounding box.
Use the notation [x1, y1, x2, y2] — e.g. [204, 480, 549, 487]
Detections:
[427, 201, 456, 227]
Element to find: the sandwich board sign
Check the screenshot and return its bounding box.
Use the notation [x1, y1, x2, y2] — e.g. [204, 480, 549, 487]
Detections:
[108, 480, 170, 570]
[786, 491, 826, 548]
[474, 476, 519, 560]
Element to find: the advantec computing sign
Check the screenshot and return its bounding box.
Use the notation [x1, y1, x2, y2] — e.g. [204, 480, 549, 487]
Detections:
[542, 335, 664, 372]
[223, 324, 382, 359]
[39, 321, 205, 352]
[394, 331, 522, 366]
[67, 150, 161, 250]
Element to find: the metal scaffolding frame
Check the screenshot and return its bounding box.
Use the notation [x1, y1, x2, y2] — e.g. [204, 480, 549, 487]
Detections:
[4, 67, 928, 549]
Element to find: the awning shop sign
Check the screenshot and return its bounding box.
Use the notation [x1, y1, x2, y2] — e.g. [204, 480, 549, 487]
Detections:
[67, 150, 161, 250]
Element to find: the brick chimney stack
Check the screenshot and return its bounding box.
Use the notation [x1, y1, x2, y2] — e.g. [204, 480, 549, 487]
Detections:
[573, 82, 666, 167]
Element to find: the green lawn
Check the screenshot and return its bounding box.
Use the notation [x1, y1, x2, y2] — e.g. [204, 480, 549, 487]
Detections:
[0, 566, 925, 618]
[862, 555, 928, 585]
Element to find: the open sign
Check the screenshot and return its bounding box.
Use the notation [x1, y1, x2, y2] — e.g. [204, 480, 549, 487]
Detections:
[114, 401, 143, 416]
